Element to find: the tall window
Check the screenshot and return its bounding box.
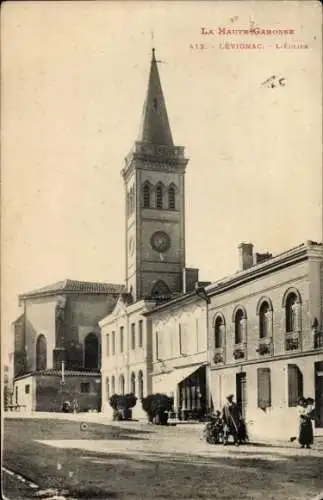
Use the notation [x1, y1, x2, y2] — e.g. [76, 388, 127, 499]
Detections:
[131, 323, 136, 350]
[288, 364, 303, 407]
[81, 382, 90, 393]
[156, 185, 163, 209]
[214, 316, 225, 349]
[130, 372, 136, 395]
[285, 293, 298, 333]
[143, 184, 150, 208]
[106, 377, 110, 400]
[257, 367, 271, 409]
[84, 333, 99, 370]
[259, 301, 270, 338]
[111, 375, 115, 394]
[138, 320, 143, 348]
[234, 309, 245, 344]
[120, 326, 124, 353]
[155, 331, 159, 360]
[130, 187, 135, 213]
[138, 370, 144, 399]
[36, 334, 47, 370]
[106, 334, 110, 356]
[119, 374, 125, 395]
[168, 186, 175, 210]
[111, 331, 116, 355]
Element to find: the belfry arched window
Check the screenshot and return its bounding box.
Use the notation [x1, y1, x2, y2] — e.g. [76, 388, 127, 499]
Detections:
[36, 334, 47, 371]
[143, 184, 150, 208]
[111, 375, 115, 394]
[168, 186, 176, 210]
[156, 185, 163, 209]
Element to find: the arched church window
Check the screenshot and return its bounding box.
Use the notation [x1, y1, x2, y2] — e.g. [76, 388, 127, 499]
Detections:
[151, 280, 171, 299]
[143, 184, 150, 208]
[84, 333, 99, 370]
[36, 334, 47, 371]
[156, 185, 163, 209]
[168, 186, 176, 210]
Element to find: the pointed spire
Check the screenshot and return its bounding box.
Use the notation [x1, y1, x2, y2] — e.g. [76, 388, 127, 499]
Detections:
[137, 49, 174, 146]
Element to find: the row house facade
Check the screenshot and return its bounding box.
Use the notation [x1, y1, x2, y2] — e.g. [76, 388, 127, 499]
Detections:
[99, 294, 156, 419]
[146, 292, 209, 420]
[206, 241, 323, 440]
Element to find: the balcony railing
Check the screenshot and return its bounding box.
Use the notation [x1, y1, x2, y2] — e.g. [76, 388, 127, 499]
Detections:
[233, 343, 246, 360]
[314, 331, 323, 349]
[213, 348, 225, 364]
[285, 331, 300, 351]
[256, 337, 273, 356]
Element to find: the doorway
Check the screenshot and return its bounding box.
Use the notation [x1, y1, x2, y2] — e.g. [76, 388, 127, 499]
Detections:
[236, 371, 247, 418]
[315, 361, 323, 428]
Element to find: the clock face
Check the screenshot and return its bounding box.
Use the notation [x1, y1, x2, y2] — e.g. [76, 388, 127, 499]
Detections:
[128, 237, 135, 256]
[150, 231, 171, 253]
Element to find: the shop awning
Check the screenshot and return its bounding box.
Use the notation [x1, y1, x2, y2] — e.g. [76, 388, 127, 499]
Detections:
[153, 364, 204, 396]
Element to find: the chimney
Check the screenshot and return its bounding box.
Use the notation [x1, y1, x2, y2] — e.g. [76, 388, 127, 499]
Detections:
[182, 268, 199, 293]
[238, 243, 254, 271]
[254, 252, 272, 265]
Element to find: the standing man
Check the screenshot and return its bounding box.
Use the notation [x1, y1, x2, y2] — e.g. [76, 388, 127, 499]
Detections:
[222, 394, 242, 446]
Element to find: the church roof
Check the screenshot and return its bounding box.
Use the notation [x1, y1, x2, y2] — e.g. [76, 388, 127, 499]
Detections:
[14, 369, 101, 380]
[19, 279, 125, 299]
[137, 48, 174, 146]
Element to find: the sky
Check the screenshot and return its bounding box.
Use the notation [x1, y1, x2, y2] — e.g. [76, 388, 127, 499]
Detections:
[2, 1, 322, 357]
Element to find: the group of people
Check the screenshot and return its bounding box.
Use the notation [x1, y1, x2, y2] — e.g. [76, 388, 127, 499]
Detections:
[291, 397, 315, 449]
[204, 394, 248, 446]
[205, 394, 316, 449]
[62, 398, 79, 413]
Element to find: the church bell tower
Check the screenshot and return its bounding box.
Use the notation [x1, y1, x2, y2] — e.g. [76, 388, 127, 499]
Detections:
[121, 49, 189, 301]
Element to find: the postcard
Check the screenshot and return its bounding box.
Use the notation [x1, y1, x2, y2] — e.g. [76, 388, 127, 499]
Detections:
[2, 2, 322, 499]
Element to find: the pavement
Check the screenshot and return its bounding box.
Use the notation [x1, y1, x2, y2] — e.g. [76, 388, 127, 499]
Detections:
[5, 410, 323, 452]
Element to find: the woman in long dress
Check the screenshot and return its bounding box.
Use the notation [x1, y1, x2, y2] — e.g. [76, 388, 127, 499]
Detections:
[298, 398, 314, 449]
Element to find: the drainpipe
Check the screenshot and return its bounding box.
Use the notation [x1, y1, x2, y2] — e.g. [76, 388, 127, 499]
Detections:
[194, 283, 211, 415]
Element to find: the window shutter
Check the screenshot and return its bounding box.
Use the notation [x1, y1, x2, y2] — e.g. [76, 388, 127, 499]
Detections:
[288, 364, 303, 406]
[257, 367, 271, 409]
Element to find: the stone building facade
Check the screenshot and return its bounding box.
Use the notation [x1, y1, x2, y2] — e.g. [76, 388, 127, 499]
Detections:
[12, 279, 123, 411]
[205, 241, 323, 440]
[146, 292, 209, 420]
